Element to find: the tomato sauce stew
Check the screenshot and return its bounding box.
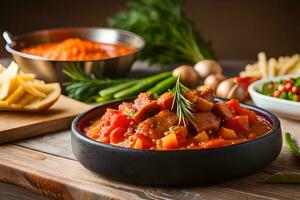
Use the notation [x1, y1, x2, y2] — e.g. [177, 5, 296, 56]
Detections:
[21, 38, 135, 61]
[84, 87, 271, 150]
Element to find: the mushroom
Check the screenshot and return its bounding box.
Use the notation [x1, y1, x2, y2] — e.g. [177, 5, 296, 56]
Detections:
[228, 84, 247, 102]
[194, 60, 222, 79]
[216, 78, 235, 98]
[204, 74, 226, 90]
[216, 78, 247, 101]
[172, 65, 200, 88]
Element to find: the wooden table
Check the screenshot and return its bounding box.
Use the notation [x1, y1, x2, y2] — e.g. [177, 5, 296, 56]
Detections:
[0, 58, 299, 200]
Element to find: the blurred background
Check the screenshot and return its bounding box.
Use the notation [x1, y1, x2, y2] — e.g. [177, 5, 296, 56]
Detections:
[0, 0, 299, 59]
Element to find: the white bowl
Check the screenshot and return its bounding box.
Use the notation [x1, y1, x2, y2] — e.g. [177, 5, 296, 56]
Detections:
[248, 74, 300, 120]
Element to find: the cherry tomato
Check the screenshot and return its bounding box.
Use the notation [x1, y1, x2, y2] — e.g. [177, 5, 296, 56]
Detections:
[273, 90, 281, 97]
[292, 86, 299, 94]
[285, 82, 293, 91]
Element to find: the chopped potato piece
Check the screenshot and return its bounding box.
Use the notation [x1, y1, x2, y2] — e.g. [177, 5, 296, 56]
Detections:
[16, 94, 36, 106]
[134, 138, 143, 149]
[17, 78, 47, 98]
[32, 82, 54, 93]
[5, 85, 25, 105]
[194, 131, 209, 142]
[0, 62, 61, 112]
[17, 73, 36, 81]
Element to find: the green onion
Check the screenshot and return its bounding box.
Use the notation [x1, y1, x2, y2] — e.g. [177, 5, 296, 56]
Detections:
[148, 76, 177, 96]
[98, 80, 139, 97]
[113, 72, 172, 99]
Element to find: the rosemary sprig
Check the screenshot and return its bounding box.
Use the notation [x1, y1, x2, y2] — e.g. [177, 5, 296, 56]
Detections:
[171, 76, 195, 127]
[63, 63, 130, 102]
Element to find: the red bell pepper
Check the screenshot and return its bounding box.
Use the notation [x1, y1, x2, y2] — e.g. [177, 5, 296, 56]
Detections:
[226, 99, 257, 124]
[226, 115, 249, 133]
[234, 76, 260, 91]
[226, 99, 241, 114]
[238, 107, 257, 124]
[110, 127, 127, 144]
[111, 114, 132, 128]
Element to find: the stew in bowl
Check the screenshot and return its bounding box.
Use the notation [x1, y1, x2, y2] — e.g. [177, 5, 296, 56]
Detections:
[83, 87, 271, 150]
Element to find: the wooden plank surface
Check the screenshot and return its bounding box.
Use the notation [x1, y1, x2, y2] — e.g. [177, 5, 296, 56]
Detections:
[1, 58, 300, 199]
[0, 116, 298, 200]
[0, 182, 50, 200]
[0, 143, 299, 200]
[0, 96, 92, 144]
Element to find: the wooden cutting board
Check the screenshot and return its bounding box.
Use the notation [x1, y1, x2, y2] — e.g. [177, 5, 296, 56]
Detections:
[0, 95, 92, 144]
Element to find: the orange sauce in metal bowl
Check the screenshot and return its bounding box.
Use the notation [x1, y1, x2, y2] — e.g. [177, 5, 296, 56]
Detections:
[20, 38, 135, 61]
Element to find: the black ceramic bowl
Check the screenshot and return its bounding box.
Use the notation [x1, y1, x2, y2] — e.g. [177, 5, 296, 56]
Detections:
[71, 99, 282, 185]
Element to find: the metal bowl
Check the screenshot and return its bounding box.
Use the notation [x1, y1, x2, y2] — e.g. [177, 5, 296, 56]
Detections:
[3, 27, 145, 83]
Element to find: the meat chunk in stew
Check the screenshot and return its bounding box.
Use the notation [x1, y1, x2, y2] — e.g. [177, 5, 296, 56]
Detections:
[196, 85, 215, 102]
[132, 101, 160, 122]
[185, 90, 214, 112]
[119, 102, 136, 117]
[213, 102, 234, 121]
[157, 91, 174, 110]
[134, 93, 154, 109]
[190, 112, 220, 133]
[137, 110, 178, 139]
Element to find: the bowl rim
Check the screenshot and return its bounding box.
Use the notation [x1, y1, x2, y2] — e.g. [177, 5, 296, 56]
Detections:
[248, 74, 300, 106]
[71, 97, 281, 154]
[5, 27, 145, 62]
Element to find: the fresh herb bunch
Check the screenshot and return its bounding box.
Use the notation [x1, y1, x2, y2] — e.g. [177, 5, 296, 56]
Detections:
[172, 76, 195, 126]
[63, 64, 129, 102]
[108, 0, 215, 65]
